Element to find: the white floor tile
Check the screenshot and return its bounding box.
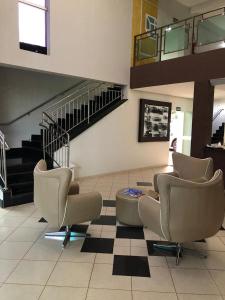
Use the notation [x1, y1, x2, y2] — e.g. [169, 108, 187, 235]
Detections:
[131, 246, 148, 256]
[171, 269, 219, 295]
[148, 256, 168, 267]
[47, 261, 93, 287]
[0, 215, 26, 227]
[24, 238, 63, 261]
[95, 253, 114, 264]
[59, 240, 96, 263]
[133, 291, 178, 300]
[0, 284, 43, 300]
[178, 294, 223, 300]
[167, 255, 206, 269]
[0, 241, 33, 259]
[204, 251, 225, 270]
[0, 227, 15, 241]
[114, 246, 130, 255]
[0, 260, 19, 282]
[210, 270, 225, 295]
[87, 288, 132, 300]
[6, 227, 43, 242]
[40, 286, 87, 300]
[90, 263, 131, 290]
[132, 267, 175, 292]
[114, 238, 130, 247]
[6, 260, 55, 285]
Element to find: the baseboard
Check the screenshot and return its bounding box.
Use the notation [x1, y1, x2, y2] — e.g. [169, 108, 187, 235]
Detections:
[78, 164, 169, 180]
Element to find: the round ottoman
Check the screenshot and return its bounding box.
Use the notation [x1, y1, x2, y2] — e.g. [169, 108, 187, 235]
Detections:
[116, 188, 159, 226]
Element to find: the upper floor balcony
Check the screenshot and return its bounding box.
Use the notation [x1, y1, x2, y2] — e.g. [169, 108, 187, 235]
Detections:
[131, 6, 225, 88]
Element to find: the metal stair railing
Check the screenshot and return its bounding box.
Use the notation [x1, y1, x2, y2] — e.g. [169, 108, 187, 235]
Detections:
[40, 112, 70, 168]
[213, 108, 224, 121]
[41, 81, 122, 168]
[0, 130, 9, 190]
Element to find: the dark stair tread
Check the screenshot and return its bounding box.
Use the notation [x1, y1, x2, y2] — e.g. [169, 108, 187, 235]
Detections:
[7, 162, 36, 173]
[5, 192, 34, 207]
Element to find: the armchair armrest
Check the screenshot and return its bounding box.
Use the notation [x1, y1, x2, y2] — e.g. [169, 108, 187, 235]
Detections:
[153, 171, 179, 193]
[138, 195, 164, 238]
[63, 192, 102, 226]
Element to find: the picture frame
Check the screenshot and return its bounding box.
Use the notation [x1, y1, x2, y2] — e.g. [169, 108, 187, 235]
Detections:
[138, 99, 172, 142]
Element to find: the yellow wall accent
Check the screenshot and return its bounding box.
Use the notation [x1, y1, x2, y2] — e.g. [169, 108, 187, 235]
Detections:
[131, 0, 158, 66]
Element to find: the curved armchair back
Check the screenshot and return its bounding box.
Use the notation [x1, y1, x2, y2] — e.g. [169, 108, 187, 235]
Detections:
[158, 169, 225, 243]
[172, 152, 213, 181]
[34, 160, 72, 228]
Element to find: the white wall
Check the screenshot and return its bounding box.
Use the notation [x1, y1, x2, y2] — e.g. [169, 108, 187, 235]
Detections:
[191, 0, 225, 15]
[70, 89, 193, 177]
[0, 0, 132, 85]
[158, 0, 190, 27]
[0, 66, 83, 147]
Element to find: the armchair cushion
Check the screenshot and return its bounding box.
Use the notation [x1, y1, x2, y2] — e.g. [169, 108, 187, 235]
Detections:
[63, 192, 102, 226]
[68, 181, 79, 195]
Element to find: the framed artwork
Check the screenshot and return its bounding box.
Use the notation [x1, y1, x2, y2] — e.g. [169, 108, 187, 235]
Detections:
[138, 99, 172, 142]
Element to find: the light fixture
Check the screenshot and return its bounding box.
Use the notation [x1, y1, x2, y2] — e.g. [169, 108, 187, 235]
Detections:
[166, 27, 172, 32]
[222, 41, 225, 47]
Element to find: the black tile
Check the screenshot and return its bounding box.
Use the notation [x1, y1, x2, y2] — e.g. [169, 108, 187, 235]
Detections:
[221, 226, 225, 230]
[91, 215, 116, 225]
[113, 255, 150, 277]
[136, 182, 152, 187]
[59, 224, 89, 233]
[194, 239, 206, 243]
[103, 200, 116, 207]
[146, 240, 177, 257]
[39, 217, 47, 223]
[81, 237, 114, 254]
[116, 226, 144, 239]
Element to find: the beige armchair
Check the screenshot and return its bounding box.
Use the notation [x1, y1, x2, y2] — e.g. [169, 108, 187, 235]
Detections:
[34, 160, 102, 247]
[154, 152, 213, 192]
[139, 169, 225, 264]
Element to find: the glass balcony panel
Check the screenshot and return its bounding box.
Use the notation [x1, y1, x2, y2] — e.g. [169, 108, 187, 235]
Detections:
[197, 14, 225, 46]
[136, 33, 158, 61]
[164, 25, 189, 54]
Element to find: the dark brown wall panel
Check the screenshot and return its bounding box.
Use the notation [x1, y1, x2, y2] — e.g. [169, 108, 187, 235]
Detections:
[130, 48, 225, 88]
[191, 81, 214, 158]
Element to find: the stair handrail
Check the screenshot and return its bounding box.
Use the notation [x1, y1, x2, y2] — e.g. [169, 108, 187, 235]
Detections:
[40, 112, 70, 168]
[41, 83, 122, 168]
[0, 79, 90, 126]
[213, 109, 224, 121]
[45, 81, 113, 117]
[0, 129, 9, 190]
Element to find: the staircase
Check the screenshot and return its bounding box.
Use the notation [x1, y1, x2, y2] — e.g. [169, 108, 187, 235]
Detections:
[211, 123, 224, 144]
[0, 81, 126, 207]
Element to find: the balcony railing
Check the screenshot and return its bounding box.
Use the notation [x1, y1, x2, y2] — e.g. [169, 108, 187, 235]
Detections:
[134, 6, 225, 66]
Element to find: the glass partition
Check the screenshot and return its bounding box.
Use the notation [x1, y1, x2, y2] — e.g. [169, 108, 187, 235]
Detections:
[197, 14, 225, 46]
[133, 7, 225, 66]
[164, 25, 189, 54]
[136, 32, 158, 61]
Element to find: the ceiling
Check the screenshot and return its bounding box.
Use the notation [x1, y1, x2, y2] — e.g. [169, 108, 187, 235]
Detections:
[176, 0, 209, 7]
[137, 82, 225, 100]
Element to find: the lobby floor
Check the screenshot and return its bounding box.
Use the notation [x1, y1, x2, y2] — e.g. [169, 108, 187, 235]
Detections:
[0, 165, 225, 300]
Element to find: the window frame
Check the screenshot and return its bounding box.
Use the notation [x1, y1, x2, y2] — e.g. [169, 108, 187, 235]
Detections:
[145, 14, 157, 32]
[18, 0, 49, 55]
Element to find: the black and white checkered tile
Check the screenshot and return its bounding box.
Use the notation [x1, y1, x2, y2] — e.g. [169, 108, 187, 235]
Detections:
[39, 181, 225, 278]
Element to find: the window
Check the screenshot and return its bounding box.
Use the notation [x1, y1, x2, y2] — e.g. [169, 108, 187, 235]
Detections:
[18, 0, 48, 54]
[145, 14, 157, 32]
